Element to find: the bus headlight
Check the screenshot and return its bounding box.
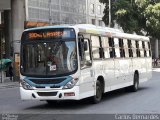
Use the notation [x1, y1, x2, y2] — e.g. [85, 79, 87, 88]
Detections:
[20, 79, 34, 90]
[63, 78, 79, 89]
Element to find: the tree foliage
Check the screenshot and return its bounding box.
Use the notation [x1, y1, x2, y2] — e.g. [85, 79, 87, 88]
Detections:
[145, 3, 160, 39]
[100, 0, 160, 39]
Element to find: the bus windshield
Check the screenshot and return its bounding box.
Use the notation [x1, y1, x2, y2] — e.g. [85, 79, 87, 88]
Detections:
[21, 28, 78, 77]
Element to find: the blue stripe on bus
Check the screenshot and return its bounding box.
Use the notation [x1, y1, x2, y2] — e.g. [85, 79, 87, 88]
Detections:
[23, 76, 73, 87]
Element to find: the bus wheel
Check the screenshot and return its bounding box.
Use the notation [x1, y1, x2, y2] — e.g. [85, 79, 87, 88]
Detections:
[92, 80, 102, 104]
[130, 73, 139, 92]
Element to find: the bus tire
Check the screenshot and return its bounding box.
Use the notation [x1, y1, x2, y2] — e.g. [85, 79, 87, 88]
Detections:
[130, 73, 139, 92]
[92, 80, 103, 104]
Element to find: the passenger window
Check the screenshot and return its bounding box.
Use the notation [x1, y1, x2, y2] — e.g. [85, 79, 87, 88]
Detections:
[91, 36, 101, 59]
[145, 42, 149, 57]
[136, 41, 140, 57]
[101, 37, 110, 58]
[142, 41, 147, 57]
[84, 40, 92, 65]
[148, 42, 151, 57]
[109, 37, 115, 58]
[101, 37, 109, 48]
[114, 38, 120, 58]
[78, 34, 92, 68]
[132, 41, 137, 57]
[128, 40, 133, 57]
[148, 42, 151, 49]
[139, 41, 144, 57]
[123, 39, 129, 58]
[145, 42, 149, 49]
[119, 39, 125, 58]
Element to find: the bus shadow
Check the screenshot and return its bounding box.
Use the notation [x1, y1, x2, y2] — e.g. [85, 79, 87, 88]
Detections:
[24, 86, 150, 110]
[101, 86, 149, 102]
[25, 98, 93, 110]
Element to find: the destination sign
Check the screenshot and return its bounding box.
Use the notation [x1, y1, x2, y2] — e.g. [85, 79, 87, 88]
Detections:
[28, 31, 67, 39]
[23, 28, 76, 41]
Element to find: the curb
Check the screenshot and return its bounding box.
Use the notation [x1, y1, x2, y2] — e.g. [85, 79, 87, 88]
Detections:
[0, 82, 19, 89]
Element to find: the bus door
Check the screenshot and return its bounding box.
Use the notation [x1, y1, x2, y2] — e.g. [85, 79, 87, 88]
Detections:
[78, 37, 94, 98]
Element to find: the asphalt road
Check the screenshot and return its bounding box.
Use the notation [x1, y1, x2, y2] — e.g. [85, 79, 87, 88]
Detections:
[0, 69, 160, 119]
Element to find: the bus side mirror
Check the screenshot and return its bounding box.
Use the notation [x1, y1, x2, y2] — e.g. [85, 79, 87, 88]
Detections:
[78, 38, 89, 60]
[78, 41, 84, 60]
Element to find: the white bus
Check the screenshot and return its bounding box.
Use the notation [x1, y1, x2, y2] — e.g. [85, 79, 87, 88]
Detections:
[20, 24, 152, 104]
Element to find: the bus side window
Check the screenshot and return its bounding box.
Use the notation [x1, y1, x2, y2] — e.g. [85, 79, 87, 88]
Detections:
[109, 37, 115, 58]
[91, 36, 102, 59]
[114, 38, 120, 58]
[101, 37, 110, 58]
[142, 41, 147, 57]
[119, 38, 125, 58]
[139, 41, 144, 57]
[128, 40, 133, 57]
[123, 39, 129, 58]
[78, 34, 92, 67]
[84, 39, 92, 65]
[145, 41, 151, 57]
[132, 40, 137, 57]
[148, 42, 152, 57]
[136, 41, 140, 57]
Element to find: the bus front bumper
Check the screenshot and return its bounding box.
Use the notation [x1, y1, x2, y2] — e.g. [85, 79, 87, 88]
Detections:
[20, 86, 80, 100]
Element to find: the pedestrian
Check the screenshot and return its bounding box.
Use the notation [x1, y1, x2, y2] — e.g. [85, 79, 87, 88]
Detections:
[156, 58, 159, 66]
[154, 58, 158, 66]
[8, 63, 13, 81]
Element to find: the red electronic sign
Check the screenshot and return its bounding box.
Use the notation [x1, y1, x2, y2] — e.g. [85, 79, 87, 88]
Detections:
[28, 31, 68, 39]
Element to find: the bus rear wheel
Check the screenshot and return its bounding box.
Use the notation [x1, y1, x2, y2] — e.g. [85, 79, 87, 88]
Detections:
[92, 80, 103, 104]
[130, 73, 139, 92]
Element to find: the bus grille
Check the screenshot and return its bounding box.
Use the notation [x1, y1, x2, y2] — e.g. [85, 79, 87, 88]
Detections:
[29, 78, 65, 84]
[37, 92, 58, 96]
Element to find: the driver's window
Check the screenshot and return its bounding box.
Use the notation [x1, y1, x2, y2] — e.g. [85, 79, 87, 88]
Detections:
[84, 40, 91, 61]
[78, 34, 92, 68]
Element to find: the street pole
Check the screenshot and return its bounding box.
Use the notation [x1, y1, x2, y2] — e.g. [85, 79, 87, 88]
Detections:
[11, 0, 25, 81]
[49, 0, 52, 25]
[0, 31, 2, 83]
[109, 0, 111, 27]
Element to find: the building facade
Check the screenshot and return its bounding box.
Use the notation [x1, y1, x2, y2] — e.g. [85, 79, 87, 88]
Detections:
[25, 0, 105, 28]
[87, 0, 105, 26]
[25, 0, 87, 27]
[0, 0, 12, 59]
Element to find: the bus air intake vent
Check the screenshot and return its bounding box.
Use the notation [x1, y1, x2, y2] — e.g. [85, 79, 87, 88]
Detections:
[29, 78, 65, 84]
[37, 92, 58, 96]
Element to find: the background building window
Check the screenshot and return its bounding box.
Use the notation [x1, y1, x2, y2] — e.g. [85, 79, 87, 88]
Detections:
[90, 4, 95, 14]
[97, 5, 101, 15]
[91, 19, 96, 25]
[98, 20, 103, 26]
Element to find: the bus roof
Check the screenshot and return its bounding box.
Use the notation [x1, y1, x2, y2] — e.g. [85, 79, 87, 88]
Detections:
[24, 24, 122, 33]
[24, 24, 149, 41]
